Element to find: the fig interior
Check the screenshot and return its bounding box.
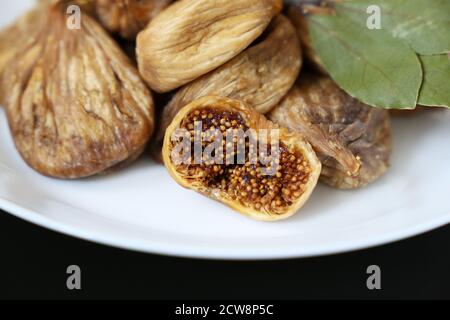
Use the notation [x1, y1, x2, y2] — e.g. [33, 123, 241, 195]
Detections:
[169, 107, 313, 214]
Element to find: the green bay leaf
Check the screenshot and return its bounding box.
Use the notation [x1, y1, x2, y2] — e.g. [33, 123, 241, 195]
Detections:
[339, 0, 450, 55]
[308, 9, 422, 109]
[418, 54, 450, 107]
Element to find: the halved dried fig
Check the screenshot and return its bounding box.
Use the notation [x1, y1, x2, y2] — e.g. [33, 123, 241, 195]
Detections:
[152, 14, 302, 161]
[1, 2, 155, 179]
[137, 0, 283, 92]
[94, 0, 172, 39]
[287, 4, 327, 74]
[163, 96, 321, 221]
[268, 73, 391, 189]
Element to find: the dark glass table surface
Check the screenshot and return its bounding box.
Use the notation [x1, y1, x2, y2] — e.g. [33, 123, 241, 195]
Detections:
[0, 209, 448, 300]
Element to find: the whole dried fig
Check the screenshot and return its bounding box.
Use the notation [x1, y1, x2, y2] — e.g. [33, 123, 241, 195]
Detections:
[287, 4, 327, 74]
[137, 0, 283, 92]
[1, 2, 155, 179]
[163, 96, 321, 221]
[269, 73, 391, 189]
[94, 0, 172, 39]
[0, 5, 46, 107]
[152, 14, 302, 161]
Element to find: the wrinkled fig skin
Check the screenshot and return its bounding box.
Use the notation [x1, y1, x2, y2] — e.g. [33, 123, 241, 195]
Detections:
[137, 0, 283, 93]
[1, 3, 155, 179]
[0, 6, 46, 107]
[152, 14, 302, 162]
[390, 107, 426, 117]
[95, 0, 172, 39]
[269, 74, 392, 189]
[163, 96, 321, 221]
[287, 5, 327, 74]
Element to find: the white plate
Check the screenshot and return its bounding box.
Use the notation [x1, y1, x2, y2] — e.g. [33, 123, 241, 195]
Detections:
[1, 2, 449, 260]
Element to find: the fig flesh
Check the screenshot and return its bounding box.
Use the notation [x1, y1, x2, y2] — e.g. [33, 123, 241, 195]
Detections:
[163, 96, 321, 221]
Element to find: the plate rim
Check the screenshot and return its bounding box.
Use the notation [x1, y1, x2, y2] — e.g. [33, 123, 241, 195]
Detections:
[1, 197, 449, 260]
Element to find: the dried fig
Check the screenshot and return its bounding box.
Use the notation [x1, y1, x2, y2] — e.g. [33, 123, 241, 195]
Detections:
[287, 4, 327, 74]
[137, 0, 283, 92]
[0, 5, 47, 107]
[268, 73, 391, 189]
[152, 14, 302, 161]
[1, 2, 155, 179]
[94, 0, 172, 39]
[163, 96, 321, 221]
[390, 107, 425, 117]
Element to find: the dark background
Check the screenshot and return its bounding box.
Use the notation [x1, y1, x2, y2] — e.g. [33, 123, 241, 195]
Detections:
[0, 209, 449, 300]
